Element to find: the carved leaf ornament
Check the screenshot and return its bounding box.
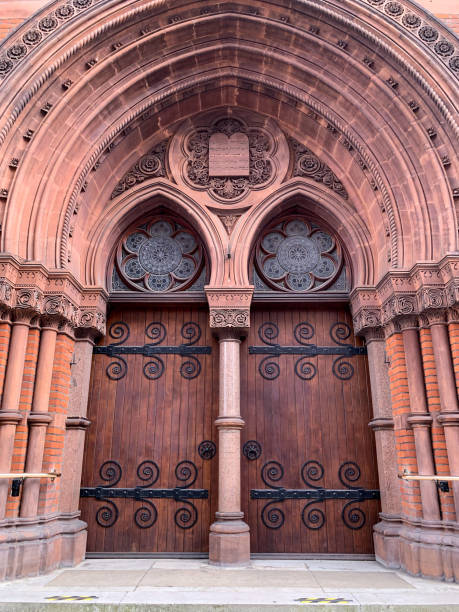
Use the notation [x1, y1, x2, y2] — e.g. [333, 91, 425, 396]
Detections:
[184, 117, 274, 203]
[254, 216, 347, 293]
[112, 216, 205, 292]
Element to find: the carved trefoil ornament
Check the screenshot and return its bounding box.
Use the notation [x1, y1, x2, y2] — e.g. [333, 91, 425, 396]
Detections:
[290, 138, 348, 200]
[183, 117, 275, 203]
[111, 140, 168, 199]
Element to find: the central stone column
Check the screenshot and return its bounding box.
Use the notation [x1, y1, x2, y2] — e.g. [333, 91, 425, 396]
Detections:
[206, 286, 252, 565]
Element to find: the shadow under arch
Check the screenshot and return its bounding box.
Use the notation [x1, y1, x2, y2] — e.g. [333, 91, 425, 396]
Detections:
[232, 180, 375, 290]
[84, 180, 225, 289]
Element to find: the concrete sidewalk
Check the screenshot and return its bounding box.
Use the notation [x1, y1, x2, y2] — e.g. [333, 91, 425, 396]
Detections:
[0, 558, 458, 611]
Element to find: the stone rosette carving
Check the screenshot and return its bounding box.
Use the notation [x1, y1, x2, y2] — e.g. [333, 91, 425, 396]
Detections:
[110, 140, 168, 199]
[290, 139, 348, 199]
[182, 117, 276, 203]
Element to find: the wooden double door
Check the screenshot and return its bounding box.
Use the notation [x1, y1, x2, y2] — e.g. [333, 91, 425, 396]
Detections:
[81, 304, 379, 554]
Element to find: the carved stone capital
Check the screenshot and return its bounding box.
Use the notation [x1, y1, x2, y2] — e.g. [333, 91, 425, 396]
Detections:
[206, 286, 253, 329]
[214, 416, 245, 430]
[360, 326, 385, 343]
[383, 319, 401, 338]
[209, 308, 250, 329]
[447, 307, 459, 324]
[398, 315, 419, 331]
[418, 287, 446, 310]
[422, 308, 447, 326]
[352, 308, 382, 336]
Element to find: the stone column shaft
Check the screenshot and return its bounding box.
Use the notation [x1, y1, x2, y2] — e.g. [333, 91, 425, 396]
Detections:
[402, 326, 440, 521]
[430, 321, 459, 512]
[0, 318, 30, 518]
[209, 331, 250, 565]
[366, 334, 401, 517]
[20, 325, 58, 518]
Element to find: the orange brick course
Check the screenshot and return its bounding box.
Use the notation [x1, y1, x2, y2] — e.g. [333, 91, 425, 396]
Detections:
[420, 327, 455, 522]
[386, 332, 422, 519]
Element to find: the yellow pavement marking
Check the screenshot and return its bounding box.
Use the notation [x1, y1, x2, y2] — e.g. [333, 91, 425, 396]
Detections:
[45, 596, 98, 601]
[295, 596, 353, 604]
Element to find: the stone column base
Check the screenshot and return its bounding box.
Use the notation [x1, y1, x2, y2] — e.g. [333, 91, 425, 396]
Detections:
[209, 518, 250, 565]
[374, 516, 459, 582]
[0, 514, 87, 580]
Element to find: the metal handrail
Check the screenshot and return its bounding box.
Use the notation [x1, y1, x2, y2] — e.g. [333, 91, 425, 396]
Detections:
[0, 472, 61, 480]
[399, 475, 459, 481]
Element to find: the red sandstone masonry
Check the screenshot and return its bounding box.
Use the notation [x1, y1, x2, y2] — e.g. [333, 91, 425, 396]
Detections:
[420, 327, 455, 521]
[0, 322, 10, 402]
[386, 333, 422, 519]
[38, 333, 74, 517]
[5, 326, 39, 518]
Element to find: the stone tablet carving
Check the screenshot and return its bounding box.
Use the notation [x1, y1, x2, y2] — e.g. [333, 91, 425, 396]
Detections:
[209, 132, 249, 176]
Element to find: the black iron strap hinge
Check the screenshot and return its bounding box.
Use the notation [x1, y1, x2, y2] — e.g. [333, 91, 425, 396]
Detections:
[250, 487, 380, 501]
[94, 344, 211, 357]
[80, 486, 208, 501]
[249, 345, 366, 357]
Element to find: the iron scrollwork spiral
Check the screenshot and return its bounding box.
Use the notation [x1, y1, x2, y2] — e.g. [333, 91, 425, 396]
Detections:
[135, 500, 158, 529]
[294, 322, 315, 344]
[301, 460, 324, 488]
[137, 460, 160, 487]
[301, 501, 325, 530]
[181, 322, 201, 345]
[198, 440, 216, 460]
[332, 358, 354, 380]
[339, 461, 361, 489]
[261, 461, 284, 488]
[180, 356, 201, 379]
[174, 501, 198, 529]
[259, 356, 280, 380]
[145, 322, 167, 344]
[339, 461, 366, 530]
[99, 460, 122, 486]
[143, 357, 165, 380]
[243, 440, 262, 461]
[96, 500, 119, 528]
[261, 501, 285, 529]
[109, 321, 130, 345]
[258, 322, 279, 345]
[175, 460, 198, 488]
[330, 322, 352, 345]
[342, 501, 366, 530]
[106, 356, 128, 380]
[295, 358, 317, 380]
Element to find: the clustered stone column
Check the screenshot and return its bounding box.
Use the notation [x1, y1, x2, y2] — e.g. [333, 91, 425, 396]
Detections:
[0, 257, 106, 581]
[351, 261, 459, 581]
[0, 312, 32, 518]
[206, 286, 252, 565]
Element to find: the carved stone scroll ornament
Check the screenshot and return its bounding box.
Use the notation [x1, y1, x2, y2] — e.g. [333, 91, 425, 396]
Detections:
[209, 309, 250, 328]
[110, 140, 168, 199]
[206, 287, 253, 329]
[290, 139, 348, 200]
[183, 117, 275, 203]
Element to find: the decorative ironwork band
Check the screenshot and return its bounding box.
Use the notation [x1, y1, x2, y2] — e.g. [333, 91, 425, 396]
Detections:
[251, 460, 379, 531]
[93, 321, 211, 380]
[249, 322, 366, 380]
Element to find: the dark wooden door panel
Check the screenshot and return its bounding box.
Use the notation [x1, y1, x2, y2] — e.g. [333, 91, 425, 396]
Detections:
[241, 306, 379, 554]
[80, 306, 219, 553]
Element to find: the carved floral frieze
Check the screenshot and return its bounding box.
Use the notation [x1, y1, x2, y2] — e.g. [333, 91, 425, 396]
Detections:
[350, 255, 459, 335]
[205, 286, 253, 329]
[0, 256, 106, 334]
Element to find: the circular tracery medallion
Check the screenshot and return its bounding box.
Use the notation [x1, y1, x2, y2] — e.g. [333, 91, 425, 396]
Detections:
[254, 216, 346, 293]
[113, 217, 204, 292]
